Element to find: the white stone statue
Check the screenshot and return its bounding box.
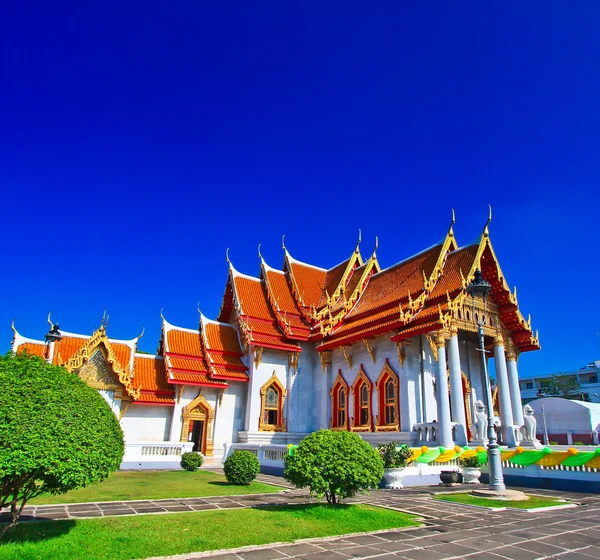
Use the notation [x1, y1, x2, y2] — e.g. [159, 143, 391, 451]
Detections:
[473, 400, 488, 440]
[520, 404, 537, 441]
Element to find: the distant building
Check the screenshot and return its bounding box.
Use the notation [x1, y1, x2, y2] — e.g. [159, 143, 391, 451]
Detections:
[519, 361, 600, 404]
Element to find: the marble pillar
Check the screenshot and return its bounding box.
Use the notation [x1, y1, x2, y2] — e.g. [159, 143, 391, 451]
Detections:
[435, 332, 454, 447]
[447, 327, 467, 445]
[494, 333, 516, 447]
[506, 348, 524, 427]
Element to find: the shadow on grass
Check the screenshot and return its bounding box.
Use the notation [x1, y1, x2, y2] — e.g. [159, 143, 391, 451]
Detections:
[207, 481, 254, 487]
[0, 519, 76, 545]
[254, 503, 352, 513]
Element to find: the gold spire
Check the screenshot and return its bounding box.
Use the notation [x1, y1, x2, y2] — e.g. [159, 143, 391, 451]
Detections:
[483, 204, 492, 236]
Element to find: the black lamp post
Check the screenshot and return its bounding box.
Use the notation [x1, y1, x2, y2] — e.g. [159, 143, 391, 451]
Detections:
[44, 324, 62, 345]
[466, 268, 506, 492]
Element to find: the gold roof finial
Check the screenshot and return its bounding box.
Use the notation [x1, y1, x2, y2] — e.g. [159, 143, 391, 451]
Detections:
[225, 247, 231, 264]
[11, 317, 17, 335]
[160, 308, 165, 321]
[483, 204, 492, 236]
[258, 243, 263, 260]
[105, 312, 110, 328]
[281, 235, 286, 250]
[448, 208, 456, 237]
[47, 310, 54, 329]
[375, 236, 379, 250]
[355, 229, 362, 252]
[137, 326, 145, 340]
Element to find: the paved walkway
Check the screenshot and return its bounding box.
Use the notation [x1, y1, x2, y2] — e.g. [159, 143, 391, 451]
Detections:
[5, 472, 600, 559]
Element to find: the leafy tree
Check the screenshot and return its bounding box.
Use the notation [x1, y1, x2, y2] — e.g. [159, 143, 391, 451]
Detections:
[284, 429, 383, 505]
[223, 450, 260, 485]
[0, 352, 124, 537]
[543, 374, 583, 400]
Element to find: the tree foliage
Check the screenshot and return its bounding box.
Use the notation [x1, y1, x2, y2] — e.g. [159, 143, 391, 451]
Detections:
[0, 352, 124, 536]
[543, 374, 584, 400]
[284, 430, 383, 504]
[223, 450, 260, 485]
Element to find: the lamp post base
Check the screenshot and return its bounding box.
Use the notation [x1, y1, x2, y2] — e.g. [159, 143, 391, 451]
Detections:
[472, 489, 529, 501]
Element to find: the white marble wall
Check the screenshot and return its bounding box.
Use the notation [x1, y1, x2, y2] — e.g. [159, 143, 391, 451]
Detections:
[121, 404, 171, 441]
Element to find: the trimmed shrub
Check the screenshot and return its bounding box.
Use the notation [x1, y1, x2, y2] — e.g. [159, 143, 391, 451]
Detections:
[284, 429, 384, 504]
[376, 442, 413, 468]
[180, 452, 204, 471]
[0, 352, 124, 537]
[223, 450, 260, 485]
[459, 455, 481, 468]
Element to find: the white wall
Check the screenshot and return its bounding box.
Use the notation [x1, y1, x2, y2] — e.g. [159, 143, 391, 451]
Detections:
[121, 404, 172, 441]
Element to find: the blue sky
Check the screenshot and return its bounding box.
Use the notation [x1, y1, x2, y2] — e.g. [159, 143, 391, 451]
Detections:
[1, 2, 599, 377]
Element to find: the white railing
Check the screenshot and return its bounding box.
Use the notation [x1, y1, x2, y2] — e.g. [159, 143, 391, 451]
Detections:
[123, 441, 194, 463]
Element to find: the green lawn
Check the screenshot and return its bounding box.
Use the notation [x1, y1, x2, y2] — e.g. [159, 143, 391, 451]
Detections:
[30, 470, 284, 505]
[434, 493, 566, 509]
[0, 504, 419, 560]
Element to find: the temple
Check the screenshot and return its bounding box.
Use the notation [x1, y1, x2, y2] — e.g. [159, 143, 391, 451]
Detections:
[10, 213, 540, 467]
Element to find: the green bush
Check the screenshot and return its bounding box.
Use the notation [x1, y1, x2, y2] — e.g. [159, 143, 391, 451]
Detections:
[0, 352, 124, 537]
[223, 450, 260, 485]
[284, 429, 384, 504]
[180, 452, 203, 471]
[376, 442, 413, 468]
[459, 455, 481, 468]
[574, 441, 584, 446]
[549, 441, 559, 445]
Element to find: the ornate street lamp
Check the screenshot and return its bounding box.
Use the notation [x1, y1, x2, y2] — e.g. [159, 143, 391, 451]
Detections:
[44, 323, 62, 345]
[466, 268, 506, 492]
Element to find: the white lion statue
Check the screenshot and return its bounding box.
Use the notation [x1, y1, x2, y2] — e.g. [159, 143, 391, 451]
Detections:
[520, 404, 537, 442]
[473, 400, 488, 440]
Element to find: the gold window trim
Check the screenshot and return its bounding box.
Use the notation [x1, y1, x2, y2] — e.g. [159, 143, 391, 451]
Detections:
[329, 370, 349, 430]
[180, 390, 215, 456]
[350, 365, 373, 432]
[258, 372, 287, 432]
[375, 359, 400, 432]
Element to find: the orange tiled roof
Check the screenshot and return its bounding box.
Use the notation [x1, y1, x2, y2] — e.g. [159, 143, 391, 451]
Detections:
[262, 265, 311, 340]
[202, 319, 249, 382]
[427, 244, 478, 300]
[17, 342, 46, 358]
[52, 336, 88, 365]
[346, 243, 445, 320]
[231, 271, 301, 351]
[133, 355, 175, 405]
[168, 370, 228, 386]
[287, 260, 327, 309]
[316, 258, 352, 309]
[166, 328, 203, 358]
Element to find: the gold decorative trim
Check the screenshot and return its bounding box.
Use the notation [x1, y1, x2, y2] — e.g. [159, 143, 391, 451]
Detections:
[341, 346, 352, 369]
[363, 339, 376, 364]
[330, 370, 349, 430]
[395, 341, 406, 369]
[375, 359, 400, 432]
[258, 372, 287, 432]
[253, 346, 263, 369]
[118, 400, 133, 420]
[180, 390, 215, 456]
[61, 326, 140, 400]
[350, 365, 373, 431]
[425, 334, 438, 362]
[319, 351, 332, 373]
[288, 351, 299, 373]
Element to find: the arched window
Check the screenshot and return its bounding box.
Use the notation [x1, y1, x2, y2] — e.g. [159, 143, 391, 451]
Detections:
[351, 366, 372, 432]
[375, 359, 400, 431]
[330, 370, 349, 430]
[259, 372, 286, 432]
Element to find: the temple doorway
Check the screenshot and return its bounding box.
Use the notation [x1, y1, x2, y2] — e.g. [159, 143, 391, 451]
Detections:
[189, 420, 205, 453]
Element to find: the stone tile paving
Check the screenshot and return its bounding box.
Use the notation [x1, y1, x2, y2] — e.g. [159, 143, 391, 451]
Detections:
[5, 471, 600, 560]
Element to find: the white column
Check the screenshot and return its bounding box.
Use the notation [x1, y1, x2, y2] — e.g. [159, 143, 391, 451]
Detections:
[285, 363, 293, 432]
[494, 333, 516, 447]
[506, 348, 524, 427]
[435, 332, 454, 447]
[319, 354, 329, 429]
[447, 327, 467, 445]
[169, 385, 184, 442]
